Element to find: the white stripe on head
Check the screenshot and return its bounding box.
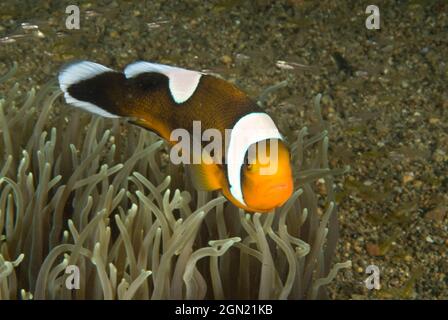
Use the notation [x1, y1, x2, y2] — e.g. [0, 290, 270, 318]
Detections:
[124, 61, 202, 104]
[58, 61, 120, 118]
[226, 112, 283, 206]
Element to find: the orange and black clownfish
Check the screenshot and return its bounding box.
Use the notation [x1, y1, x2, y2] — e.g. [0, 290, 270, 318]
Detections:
[58, 61, 294, 213]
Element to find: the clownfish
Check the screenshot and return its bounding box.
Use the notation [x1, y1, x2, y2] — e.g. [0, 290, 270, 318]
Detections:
[58, 61, 293, 213]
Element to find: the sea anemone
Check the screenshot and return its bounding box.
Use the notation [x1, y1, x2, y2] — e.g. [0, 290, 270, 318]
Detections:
[0, 63, 350, 300]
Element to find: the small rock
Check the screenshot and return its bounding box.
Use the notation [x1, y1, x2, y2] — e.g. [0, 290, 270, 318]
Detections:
[316, 178, 327, 195]
[109, 30, 119, 38]
[425, 206, 446, 222]
[425, 236, 434, 243]
[433, 149, 447, 162]
[429, 117, 440, 124]
[220, 55, 232, 66]
[403, 172, 415, 184]
[413, 180, 423, 188]
[366, 243, 381, 256]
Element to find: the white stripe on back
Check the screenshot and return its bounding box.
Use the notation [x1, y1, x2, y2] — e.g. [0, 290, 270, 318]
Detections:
[124, 61, 202, 104]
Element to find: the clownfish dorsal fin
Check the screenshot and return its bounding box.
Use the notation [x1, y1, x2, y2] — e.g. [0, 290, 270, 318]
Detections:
[124, 61, 202, 104]
[189, 161, 223, 191]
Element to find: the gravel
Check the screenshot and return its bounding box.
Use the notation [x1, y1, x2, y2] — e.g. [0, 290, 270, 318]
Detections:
[1, 0, 446, 299]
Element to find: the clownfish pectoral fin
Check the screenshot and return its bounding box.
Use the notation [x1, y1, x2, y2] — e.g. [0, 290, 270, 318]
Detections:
[189, 163, 223, 191]
[127, 118, 165, 139]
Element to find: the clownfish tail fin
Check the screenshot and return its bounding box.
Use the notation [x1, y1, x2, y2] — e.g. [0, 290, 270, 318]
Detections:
[58, 60, 127, 118]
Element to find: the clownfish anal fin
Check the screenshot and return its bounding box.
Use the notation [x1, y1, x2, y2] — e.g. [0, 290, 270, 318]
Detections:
[189, 162, 222, 191]
[126, 117, 172, 142]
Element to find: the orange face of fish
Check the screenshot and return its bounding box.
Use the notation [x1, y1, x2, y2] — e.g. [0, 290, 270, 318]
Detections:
[239, 140, 293, 212]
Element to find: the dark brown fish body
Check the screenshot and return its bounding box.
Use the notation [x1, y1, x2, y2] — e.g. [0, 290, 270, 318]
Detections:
[59, 61, 293, 212]
[68, 71, 260, 146]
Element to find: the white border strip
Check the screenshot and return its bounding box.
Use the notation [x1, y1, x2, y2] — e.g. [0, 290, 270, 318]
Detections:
[226, 112, 283, 206]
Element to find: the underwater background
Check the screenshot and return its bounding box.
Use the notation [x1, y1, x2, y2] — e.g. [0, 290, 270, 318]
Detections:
[0, 0, 447, 299]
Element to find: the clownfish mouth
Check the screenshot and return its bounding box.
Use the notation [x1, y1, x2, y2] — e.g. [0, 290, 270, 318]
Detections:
[268, 183, 289, 192]
[267, 182, 293, 207]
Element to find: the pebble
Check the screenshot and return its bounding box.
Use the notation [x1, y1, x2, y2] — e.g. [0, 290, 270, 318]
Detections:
[413, 180, 423, 188]
[366, 243, 381, 256]
[220, 55, 232, 66]
[402, 172, 415, 184]
[425, 207, 446, 222]
[2, 0, 447, 301]
[429, 117, 440, 124]
[425, 236, 434, 243]
[433, 149, 447, 162]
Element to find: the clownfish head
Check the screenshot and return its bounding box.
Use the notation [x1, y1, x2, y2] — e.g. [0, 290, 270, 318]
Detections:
[237, 139, 293, 212]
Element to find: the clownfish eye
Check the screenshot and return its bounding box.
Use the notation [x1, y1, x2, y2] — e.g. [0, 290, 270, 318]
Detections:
[243, 160, 253, 170]
[243, 155, 254, 171]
